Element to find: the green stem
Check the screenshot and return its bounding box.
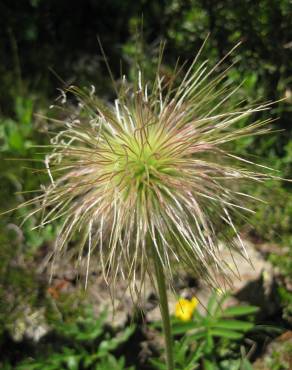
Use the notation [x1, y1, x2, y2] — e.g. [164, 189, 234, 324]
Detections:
[152, 246, 174, 370]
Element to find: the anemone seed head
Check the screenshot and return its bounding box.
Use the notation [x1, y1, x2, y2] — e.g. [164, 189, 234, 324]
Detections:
[24, 44, 275, 298]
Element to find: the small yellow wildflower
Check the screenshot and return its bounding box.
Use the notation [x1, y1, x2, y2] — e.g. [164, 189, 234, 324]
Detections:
[175, 297, 199, 321]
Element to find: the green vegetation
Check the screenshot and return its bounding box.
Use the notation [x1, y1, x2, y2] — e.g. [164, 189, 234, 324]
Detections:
[0, 0, 291, 368]
[3, 306, 135, 370]
[265, 341, 292, 370]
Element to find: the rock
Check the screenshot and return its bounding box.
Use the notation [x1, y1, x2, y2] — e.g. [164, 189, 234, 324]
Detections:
[228, 240, 279, 318]
[10, 306, 49, 342]
[146, 293, 177, 322]
[46, 238, 280, 327]
[253, 331, 292, 369]
[187, 239, 280, 318]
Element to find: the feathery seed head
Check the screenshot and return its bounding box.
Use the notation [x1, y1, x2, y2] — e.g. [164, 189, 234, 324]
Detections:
[22, 44, 276, 298]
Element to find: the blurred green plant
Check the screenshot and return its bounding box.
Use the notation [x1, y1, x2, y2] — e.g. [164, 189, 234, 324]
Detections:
[261, 340, 292, 370]
[0, 90, 56, 248]
[0, 2, 291, 368]
[14, 307, 135, 370]
[0, 96, 34, 154]
[249, 183, 292, 246]
[277, 286, 292, 325]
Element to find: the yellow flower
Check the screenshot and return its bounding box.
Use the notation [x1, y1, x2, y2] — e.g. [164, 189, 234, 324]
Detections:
[175, 297, 199, 321]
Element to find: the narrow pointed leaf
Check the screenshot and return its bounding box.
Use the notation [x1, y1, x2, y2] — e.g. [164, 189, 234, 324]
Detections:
[223, 306, 259, 317]
[210, 328, 243, 339]
[212, 319, 253, 331]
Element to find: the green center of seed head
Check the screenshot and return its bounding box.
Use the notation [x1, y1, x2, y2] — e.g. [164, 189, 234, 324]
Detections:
[112, 134, 163, 195]
[131, 147, 159, 188]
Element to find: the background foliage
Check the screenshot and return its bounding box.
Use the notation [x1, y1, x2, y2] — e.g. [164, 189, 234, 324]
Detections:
[0, 0, 291, 368]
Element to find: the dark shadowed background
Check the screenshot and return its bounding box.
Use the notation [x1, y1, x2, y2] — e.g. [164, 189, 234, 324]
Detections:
[0, 1, 291, 369]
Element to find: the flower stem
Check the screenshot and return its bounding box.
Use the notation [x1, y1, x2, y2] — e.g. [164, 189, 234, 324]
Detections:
[152, 246, 174, 370]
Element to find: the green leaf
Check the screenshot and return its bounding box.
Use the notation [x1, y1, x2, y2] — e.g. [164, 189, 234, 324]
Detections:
[204, 359, 217, 370]
[219, 358, 241, 370]
[212, 319, 254, 332]
[15, 96, 33, 127]
[241, 358, 254, 370]
[98, 325, 135, 356]
[97, 354, 128, 370]
[214, 293, 231, 317]
[65, 355, 80, 370]
[207, 292, 219, 316]
[189, 341, 205, 364]
[172, 321, 200, 335]
[210, 328, 243, 339]
[7, 125, 24, 152]
[253, 324, 282, 334]
[205, 331, 214, 354]
[223, 306, 259, 317]
[188, 329, 207, 341]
